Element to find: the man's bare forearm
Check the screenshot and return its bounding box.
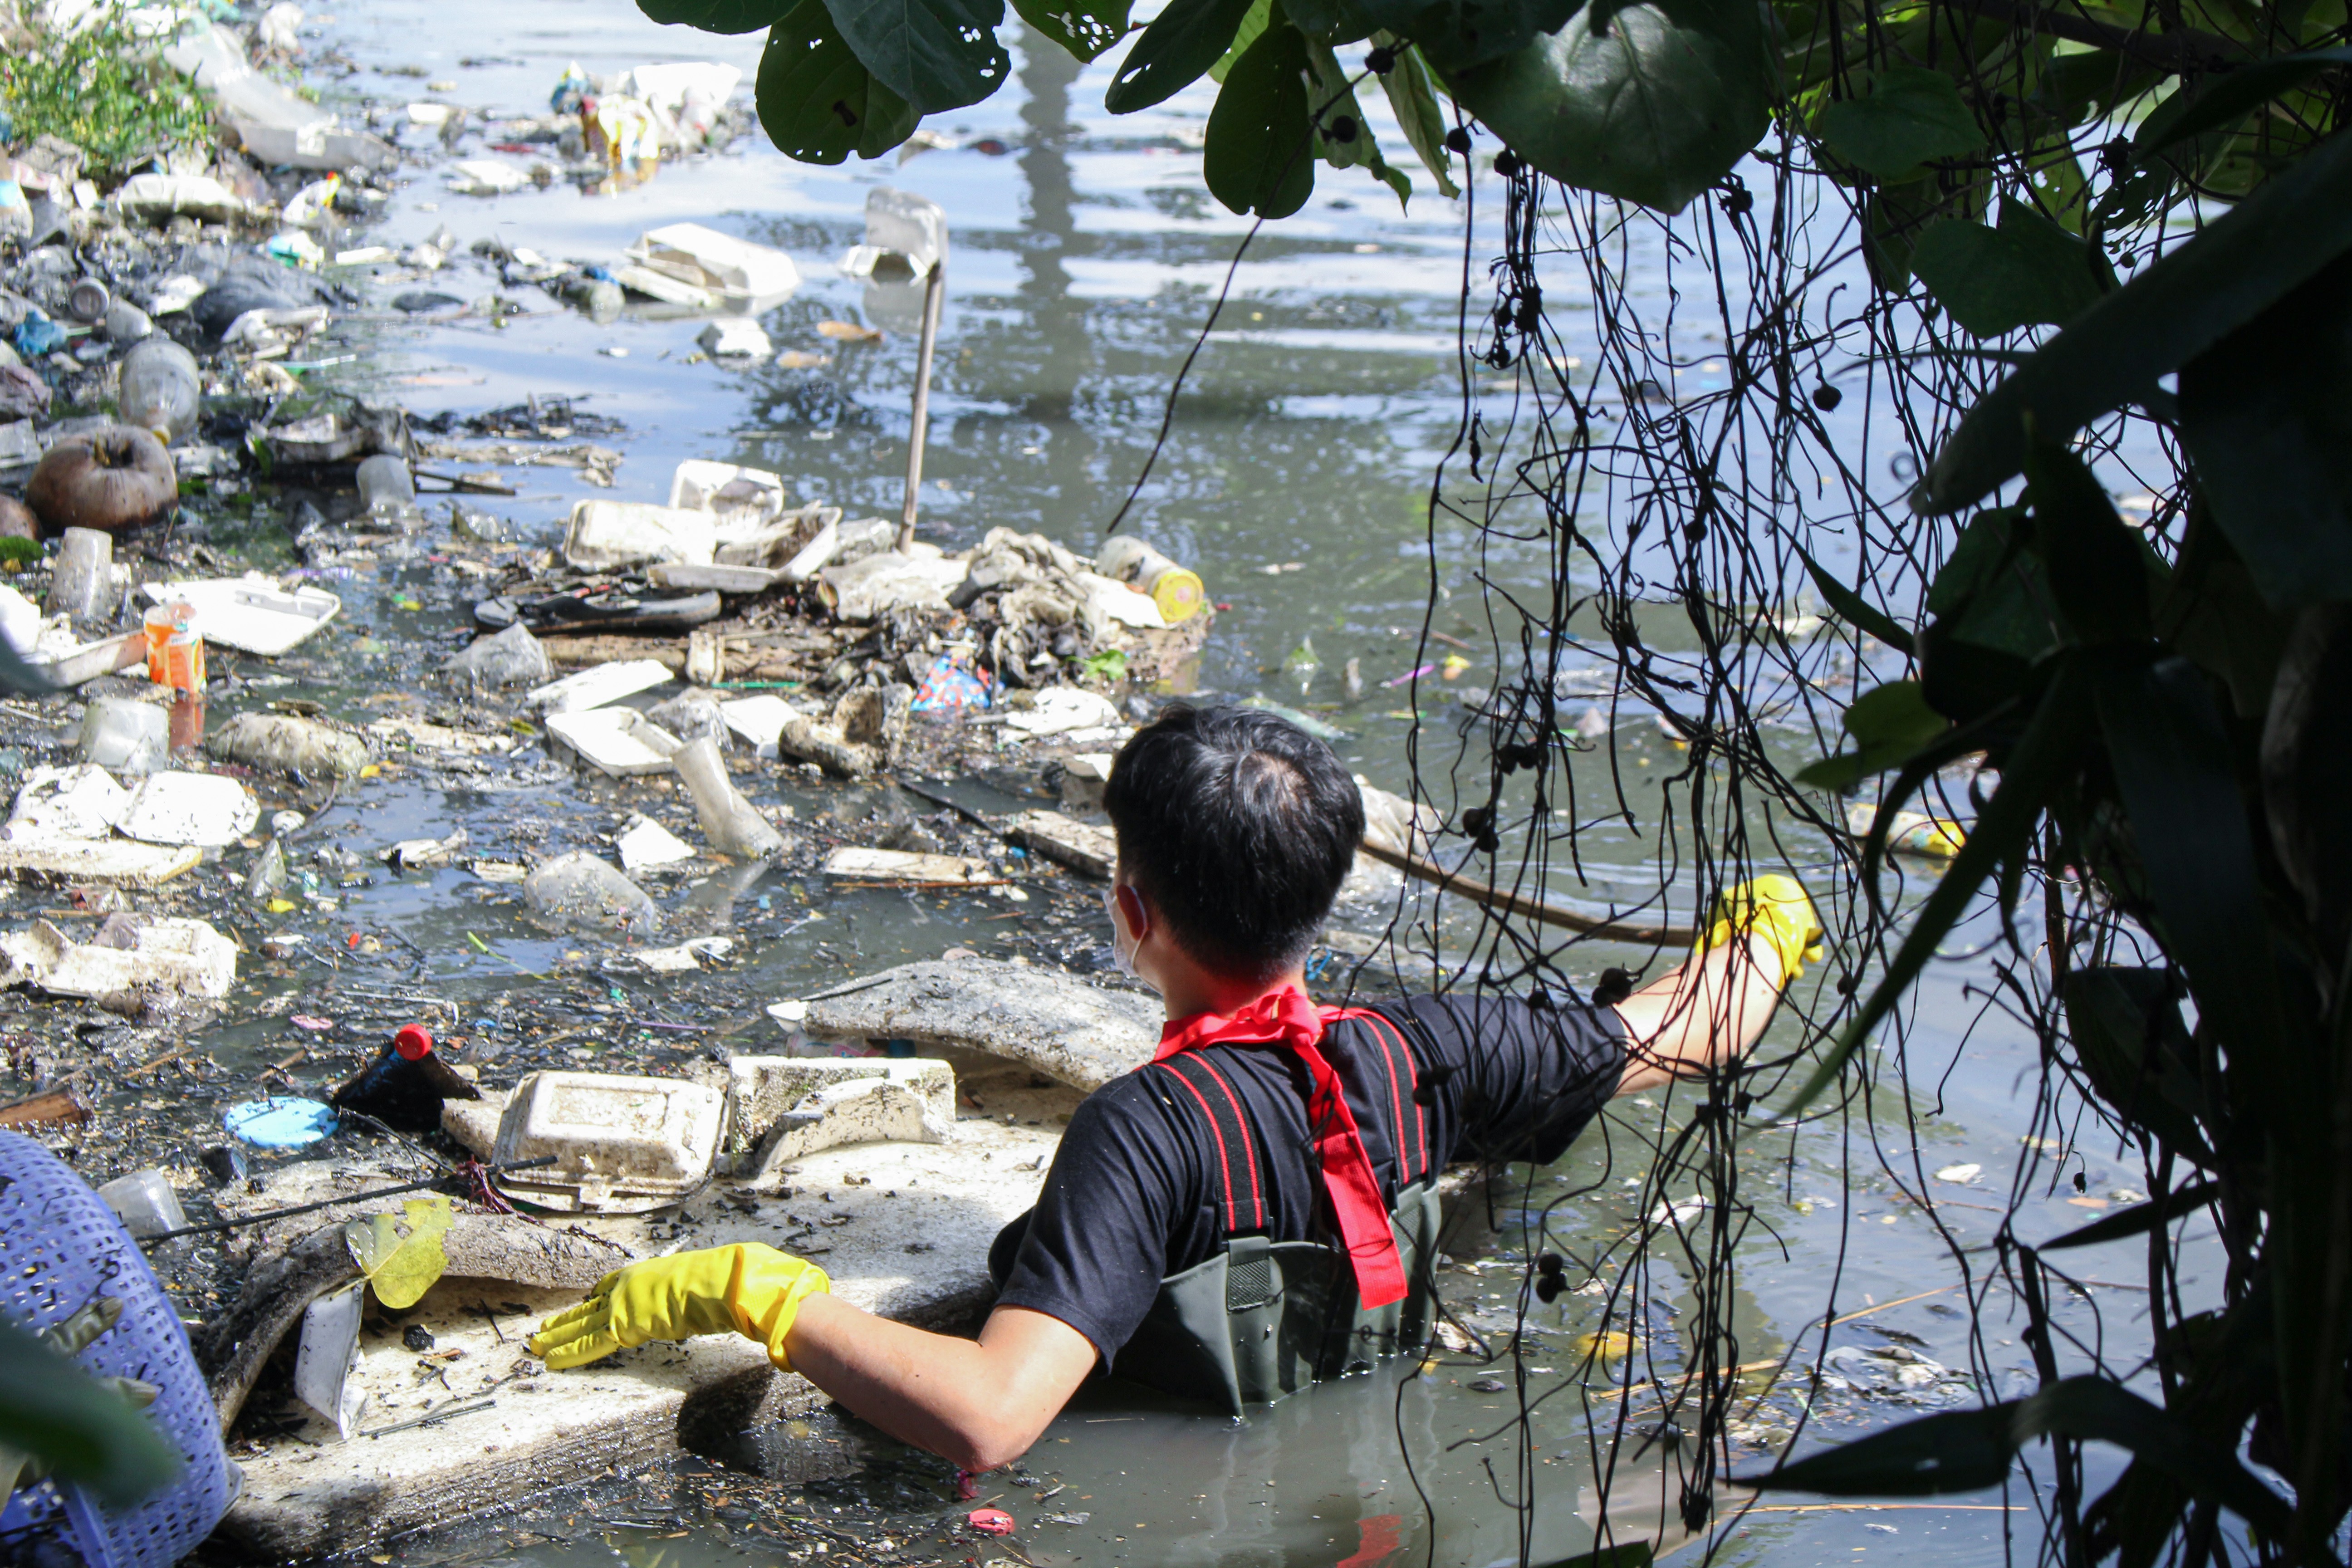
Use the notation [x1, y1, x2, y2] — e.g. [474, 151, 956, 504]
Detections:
[1608, 934, 1782, 1094]
[783, 1296, 1097, 1473]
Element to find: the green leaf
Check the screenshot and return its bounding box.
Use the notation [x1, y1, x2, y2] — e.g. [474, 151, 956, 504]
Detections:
[347, 1196, 454, 1312]
[1304, 35, 1405, 192]
[2062, 966, 2213, 1163]
[1797, 544, 1914, 650]
[2132, 48, 2352, 166]
[1534, 1546, 1654, 1568]
[1927, 507, 2058, 660]
[756, 0, 919, 162]
[1279, 0, 1369, 40]
[1202, 17, 1317, 217]
[1104, 0, 1260, 112]
[1747, 1376, 2290, 1536]
[2176, 250, 2352, 609]
[638, 0, 793, 31]
[2019, 1378, 2292, 1537]
[1920, 122, 2352, 516]
[0, 1317, 177, 1508]
[1816, 66, 1985, 181]
[820, 0, 1008, 113]
[2092, 657, 2283, 1068]
[1796, 680, 1950, 789]
[1377, 41, 1460, 199]
[1745, 1403, 2019, 1494]
[1782, 659, 2087, 1116]
[1912, 197, 2108, 337]
[1441, 0, 1769, 215]
[2042, 1180, 2219, 1250]
[1009, 0, 1131, 59]
[2023, 434, 2151, 645]
[1370, 0, 1582, 74]
[1208, 0, 1271, 80]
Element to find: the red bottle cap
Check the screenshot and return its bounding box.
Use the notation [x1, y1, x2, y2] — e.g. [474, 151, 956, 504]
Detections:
[394, 1024, 434, 1061]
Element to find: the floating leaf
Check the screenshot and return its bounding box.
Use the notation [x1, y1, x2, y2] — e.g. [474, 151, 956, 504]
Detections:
[347, 1195, 454, 1312]
[1817, 66, 1985, 181]
[756, 0, 918, 163]
[1441, 0, 1768, 215]
[821, 0, 1008, 113]
[1912, 197, 2108, 337]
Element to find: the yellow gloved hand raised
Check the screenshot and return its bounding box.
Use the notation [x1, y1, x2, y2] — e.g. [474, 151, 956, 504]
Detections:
[1700, 874, 1826, 986]
[527, 1243, 830, 1373]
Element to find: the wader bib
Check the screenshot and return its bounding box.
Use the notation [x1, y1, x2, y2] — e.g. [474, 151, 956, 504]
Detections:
[1113, 1004, 1443, 1417]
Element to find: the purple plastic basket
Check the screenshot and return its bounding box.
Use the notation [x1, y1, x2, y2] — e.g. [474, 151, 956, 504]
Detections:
[0, 1133, 236, 1568]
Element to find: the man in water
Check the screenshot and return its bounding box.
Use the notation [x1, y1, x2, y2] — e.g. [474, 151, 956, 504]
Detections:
[530, 704, 1821, 1470]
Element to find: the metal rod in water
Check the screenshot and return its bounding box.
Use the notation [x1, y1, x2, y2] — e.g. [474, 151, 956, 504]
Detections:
[897, 260, 947, 552]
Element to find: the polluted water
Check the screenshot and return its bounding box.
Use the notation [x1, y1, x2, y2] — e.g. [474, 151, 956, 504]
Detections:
[0, 0, 2156, 1563]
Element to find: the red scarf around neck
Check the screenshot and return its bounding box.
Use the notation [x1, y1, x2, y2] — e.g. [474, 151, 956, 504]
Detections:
[1152, 986, 1408, 1308]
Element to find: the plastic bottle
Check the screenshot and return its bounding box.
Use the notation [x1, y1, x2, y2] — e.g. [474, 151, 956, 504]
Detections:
[330, 1024, 481, 1132]
[78, 697, 168, 773]
[1096, 534, 1207, 623]
[355, 454, 416, 520]
[118, 338, 200, 442]
[103, 299, 152, 344]
[46, 526, 112, 619]
[96, 1169, 187, 1240]
[674, 735, 787, 859]
[522, 850, 665, 934]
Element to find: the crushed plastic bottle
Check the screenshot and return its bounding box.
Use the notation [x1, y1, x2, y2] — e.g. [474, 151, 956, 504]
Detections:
[118, 338, 201, 441]
[522, 851, 663, 935]
[674, 736, 787, 859]
[442, 622, 553, 692]
[355, 454, 417, 520]
[77, 698, 168, 774]
[46, 526, 113, 620]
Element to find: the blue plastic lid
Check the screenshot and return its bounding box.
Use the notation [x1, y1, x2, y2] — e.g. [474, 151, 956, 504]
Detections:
[223, 1097, 339, 1149]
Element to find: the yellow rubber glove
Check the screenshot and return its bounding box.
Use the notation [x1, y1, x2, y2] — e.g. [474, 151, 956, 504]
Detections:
[1701, 874, 1825, 986]
[527, 1243, 830, 1373]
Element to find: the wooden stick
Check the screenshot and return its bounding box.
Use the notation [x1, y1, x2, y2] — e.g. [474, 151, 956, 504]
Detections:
[1357, 838, 1699, 947]
[0, 1087, 89, 1128]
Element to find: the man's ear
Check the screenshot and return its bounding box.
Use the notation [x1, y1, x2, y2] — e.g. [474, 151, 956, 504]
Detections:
[1115, 883, 1151, 943]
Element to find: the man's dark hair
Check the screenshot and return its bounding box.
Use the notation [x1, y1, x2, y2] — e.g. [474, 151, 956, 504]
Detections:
[1102, 703, 1366, 983]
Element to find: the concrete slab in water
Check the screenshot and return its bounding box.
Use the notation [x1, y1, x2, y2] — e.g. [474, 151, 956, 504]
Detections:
[801, 957, 1158, 1091]
[218, 1113, 1066, 1556]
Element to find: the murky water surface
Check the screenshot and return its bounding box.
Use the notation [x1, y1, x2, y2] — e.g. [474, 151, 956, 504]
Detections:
[63, 1, 2209, 1561]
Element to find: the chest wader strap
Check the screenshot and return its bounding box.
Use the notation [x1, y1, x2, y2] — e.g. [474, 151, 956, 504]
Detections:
[1114, 1019, 1445, 1416]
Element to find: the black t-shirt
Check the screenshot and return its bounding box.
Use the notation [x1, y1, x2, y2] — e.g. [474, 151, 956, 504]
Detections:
[991, 993, 1627, 1365]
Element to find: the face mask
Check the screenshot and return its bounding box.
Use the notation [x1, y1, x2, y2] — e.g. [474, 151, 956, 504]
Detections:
[1104, 884, 1141, 980]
